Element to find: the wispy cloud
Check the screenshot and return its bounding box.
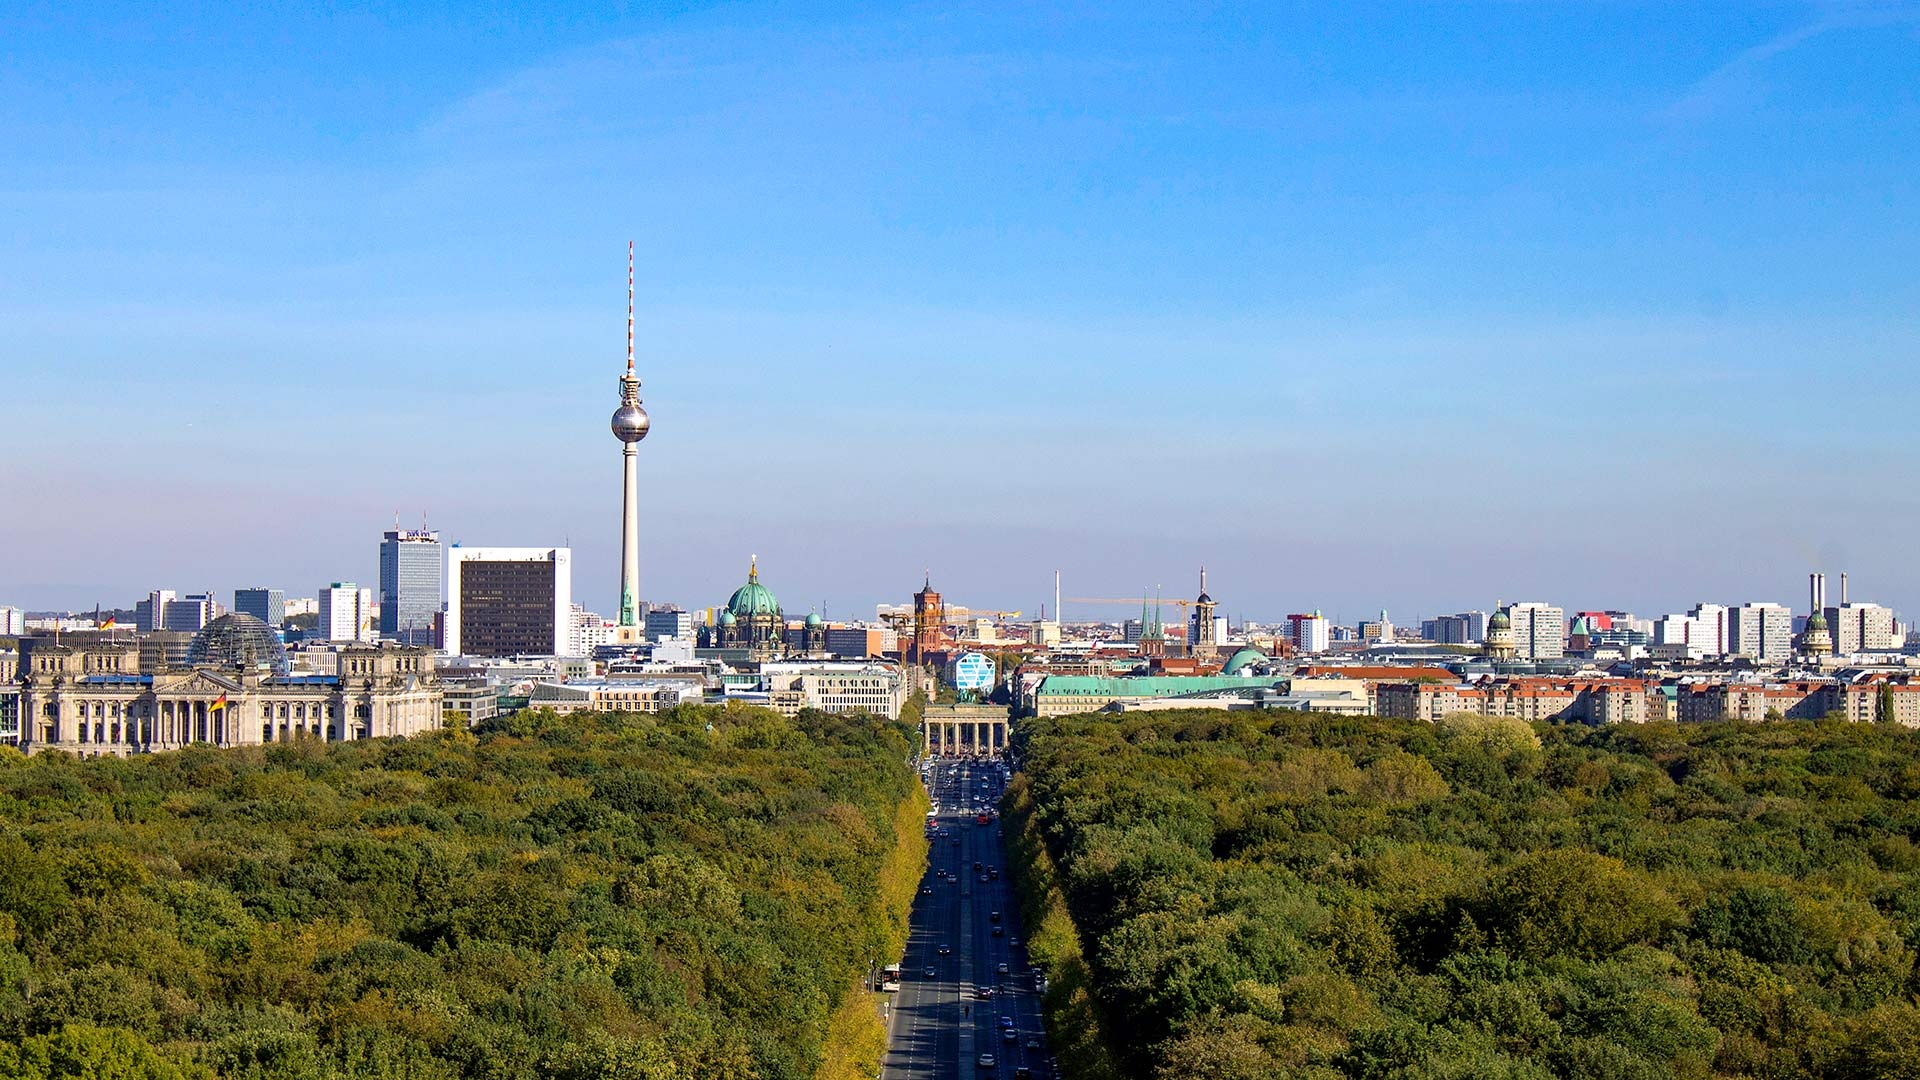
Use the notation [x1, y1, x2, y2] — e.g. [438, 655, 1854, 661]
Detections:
[1661, 1, 1920, 122]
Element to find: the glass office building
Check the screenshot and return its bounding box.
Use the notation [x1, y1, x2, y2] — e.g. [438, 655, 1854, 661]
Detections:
[379, 528, 443, 647]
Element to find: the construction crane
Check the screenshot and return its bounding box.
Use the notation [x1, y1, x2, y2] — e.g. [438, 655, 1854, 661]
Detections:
[882, 606, 1022, 632]
[1067, 596, 1197, 616]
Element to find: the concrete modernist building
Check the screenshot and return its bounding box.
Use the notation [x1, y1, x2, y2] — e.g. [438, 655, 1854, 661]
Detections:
[162, 593, 218, 633]
[318, 583, 374, 643]
[136, 590, 176, 631]
[1506, 602, 1565, 660]
[379, 527, 443, 646]
[1286, 612, 1331, 654]
[233, 588, 286, 629]
[15, 615, 441, 756]
[445, 546, 573, 657]
[1729, 603, 1793, 663]
[1827, 603, 1897, 655]
[611, 242, 653, 644]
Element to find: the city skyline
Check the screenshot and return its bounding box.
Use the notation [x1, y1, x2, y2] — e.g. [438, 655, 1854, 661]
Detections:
[7, 4, 1919, 618]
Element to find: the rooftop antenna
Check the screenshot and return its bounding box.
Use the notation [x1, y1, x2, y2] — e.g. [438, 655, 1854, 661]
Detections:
[627, 240, 635, 376]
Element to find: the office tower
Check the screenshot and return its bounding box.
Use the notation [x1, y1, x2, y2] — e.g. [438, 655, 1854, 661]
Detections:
[379, 527, 443, 646]
[136, 590, 177, 631]
[0, 606, 25, 635]
[645, 607, 693, 642]
[1287, 612, 1331, 654]
[162, 593, 217, 633]
[1729, 603, 1793, 662]
[233, 588, 286, 629]
[318, 583, 374, 643]
[1506, 602, 1566, 660]
[610, 243, 652, 643]
[444, 546, 572, 657]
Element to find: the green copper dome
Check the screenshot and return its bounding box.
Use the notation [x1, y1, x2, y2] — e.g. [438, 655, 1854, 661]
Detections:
[726, 558, 780, 618]
[1488, 608, 1512, 630]
[805, 612, 823, 628]
[1222, 647, 1268, 675]
[718, 610, 737, 627]
[1806, 610, 1828, 630]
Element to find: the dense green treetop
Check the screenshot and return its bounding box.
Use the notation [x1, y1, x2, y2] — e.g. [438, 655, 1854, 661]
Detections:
[1009, 711, 1920, 1080]
[0, 704, 921, 1080]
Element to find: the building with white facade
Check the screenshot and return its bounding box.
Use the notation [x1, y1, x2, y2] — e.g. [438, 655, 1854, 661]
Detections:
[1728, 603, 1793, 663]
[0, 606, 25, 635]
[444, 546, 573, 657]
[318, 583, 375, 643]
[759, 662, 908, 719]
[1286, 612, 1331, 654]
[1507, 602, 1566, 660]
[1828, 602, 1897, 655]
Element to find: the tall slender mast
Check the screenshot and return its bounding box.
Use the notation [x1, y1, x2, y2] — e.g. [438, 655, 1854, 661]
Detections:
[611, 241, 651, 640]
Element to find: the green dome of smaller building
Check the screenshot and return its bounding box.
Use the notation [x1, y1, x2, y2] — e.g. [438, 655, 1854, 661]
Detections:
[1222, 647, 1268, 675]
[805, 612, 822, 628]
[718, 610, 737, 627]
[1806, 610, 1828, 630]
[1488, 608, 1512, 630]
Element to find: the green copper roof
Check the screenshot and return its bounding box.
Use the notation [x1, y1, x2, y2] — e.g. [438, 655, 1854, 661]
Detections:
[726, 558, 779, 617]
[1035, 675, 1282, 699]
[1222, 647, 1269, 674]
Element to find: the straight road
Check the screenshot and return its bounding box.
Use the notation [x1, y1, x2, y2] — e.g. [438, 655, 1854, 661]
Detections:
[882, 756, 1055, 1080]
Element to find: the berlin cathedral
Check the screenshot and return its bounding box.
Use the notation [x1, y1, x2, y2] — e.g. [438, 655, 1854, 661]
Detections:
[700, 558, 825, 660]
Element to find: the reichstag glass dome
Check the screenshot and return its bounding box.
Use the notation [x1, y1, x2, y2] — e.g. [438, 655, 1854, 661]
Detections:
[186, 613, 290, 676]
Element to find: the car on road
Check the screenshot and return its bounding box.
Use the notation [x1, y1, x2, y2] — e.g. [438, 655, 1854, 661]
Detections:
[996, 962, 1009, 975]
[990, 911, 1001, 922]
[937, 944, 951, 955]
[999, 1016, 1014, 1029]
[1025, 1036, 1041, 1050]
[992, 926, 1004, 937]
[921, 887, 932, 895]
[1003, 1028, 1017, 1043]
[1013, 1069, 1032, 1080]
[977, 1053, 997, 1070]
[925, 967, 937, 977]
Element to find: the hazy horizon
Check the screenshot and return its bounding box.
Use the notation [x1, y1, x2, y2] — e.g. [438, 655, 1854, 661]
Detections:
[7, 2, 1918, 623]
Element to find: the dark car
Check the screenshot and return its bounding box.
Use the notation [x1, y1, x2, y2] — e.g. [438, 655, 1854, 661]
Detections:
[937, 944, 952, 955]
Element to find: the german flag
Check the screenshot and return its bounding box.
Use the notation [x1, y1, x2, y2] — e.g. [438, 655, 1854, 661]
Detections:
[210, 693, 229, 713]
[99, 616, 117, 630]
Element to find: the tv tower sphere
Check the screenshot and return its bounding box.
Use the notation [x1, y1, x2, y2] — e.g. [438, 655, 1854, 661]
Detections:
[612, 392, 649, 442]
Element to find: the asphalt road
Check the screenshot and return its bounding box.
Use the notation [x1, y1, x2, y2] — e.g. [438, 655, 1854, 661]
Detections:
[881, 757, 1054, 1080]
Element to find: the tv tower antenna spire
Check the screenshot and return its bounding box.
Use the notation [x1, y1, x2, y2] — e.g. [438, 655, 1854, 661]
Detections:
[626, 240, 635, 375]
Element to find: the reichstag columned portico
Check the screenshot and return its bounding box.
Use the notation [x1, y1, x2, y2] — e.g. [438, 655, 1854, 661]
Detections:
[17, 614, 442, 756]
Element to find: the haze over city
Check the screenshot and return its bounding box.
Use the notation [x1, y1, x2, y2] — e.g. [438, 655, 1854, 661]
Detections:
[6, 2, 1919, 619]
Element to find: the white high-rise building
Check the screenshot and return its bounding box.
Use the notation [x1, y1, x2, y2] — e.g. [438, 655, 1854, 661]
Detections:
[1653, 603, 1728, 657]
[1827, 602, 1897, 654]
[445, 546, 573, 658]
[0, 606, 24, 635]
[1507, 602, 1566, 660]
[1287, 612, 1331, 654]
[570, 604, 616, 656]
[318, 583, 375, 643]
[1729, 603, 1793, 662]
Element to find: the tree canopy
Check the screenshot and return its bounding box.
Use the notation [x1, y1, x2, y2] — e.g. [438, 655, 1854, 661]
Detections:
[0, 703, 921, 1080]
[1009, 711, 1920, 1080]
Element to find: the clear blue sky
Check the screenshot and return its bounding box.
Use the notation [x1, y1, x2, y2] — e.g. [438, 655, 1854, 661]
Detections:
[5, 2, 1918, 624]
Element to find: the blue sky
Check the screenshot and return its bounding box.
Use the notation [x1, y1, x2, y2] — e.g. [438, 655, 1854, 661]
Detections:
[4, 1, 1918, 624]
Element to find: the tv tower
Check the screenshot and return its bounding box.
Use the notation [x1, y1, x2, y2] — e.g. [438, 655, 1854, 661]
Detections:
[610, 241, 651, 642]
